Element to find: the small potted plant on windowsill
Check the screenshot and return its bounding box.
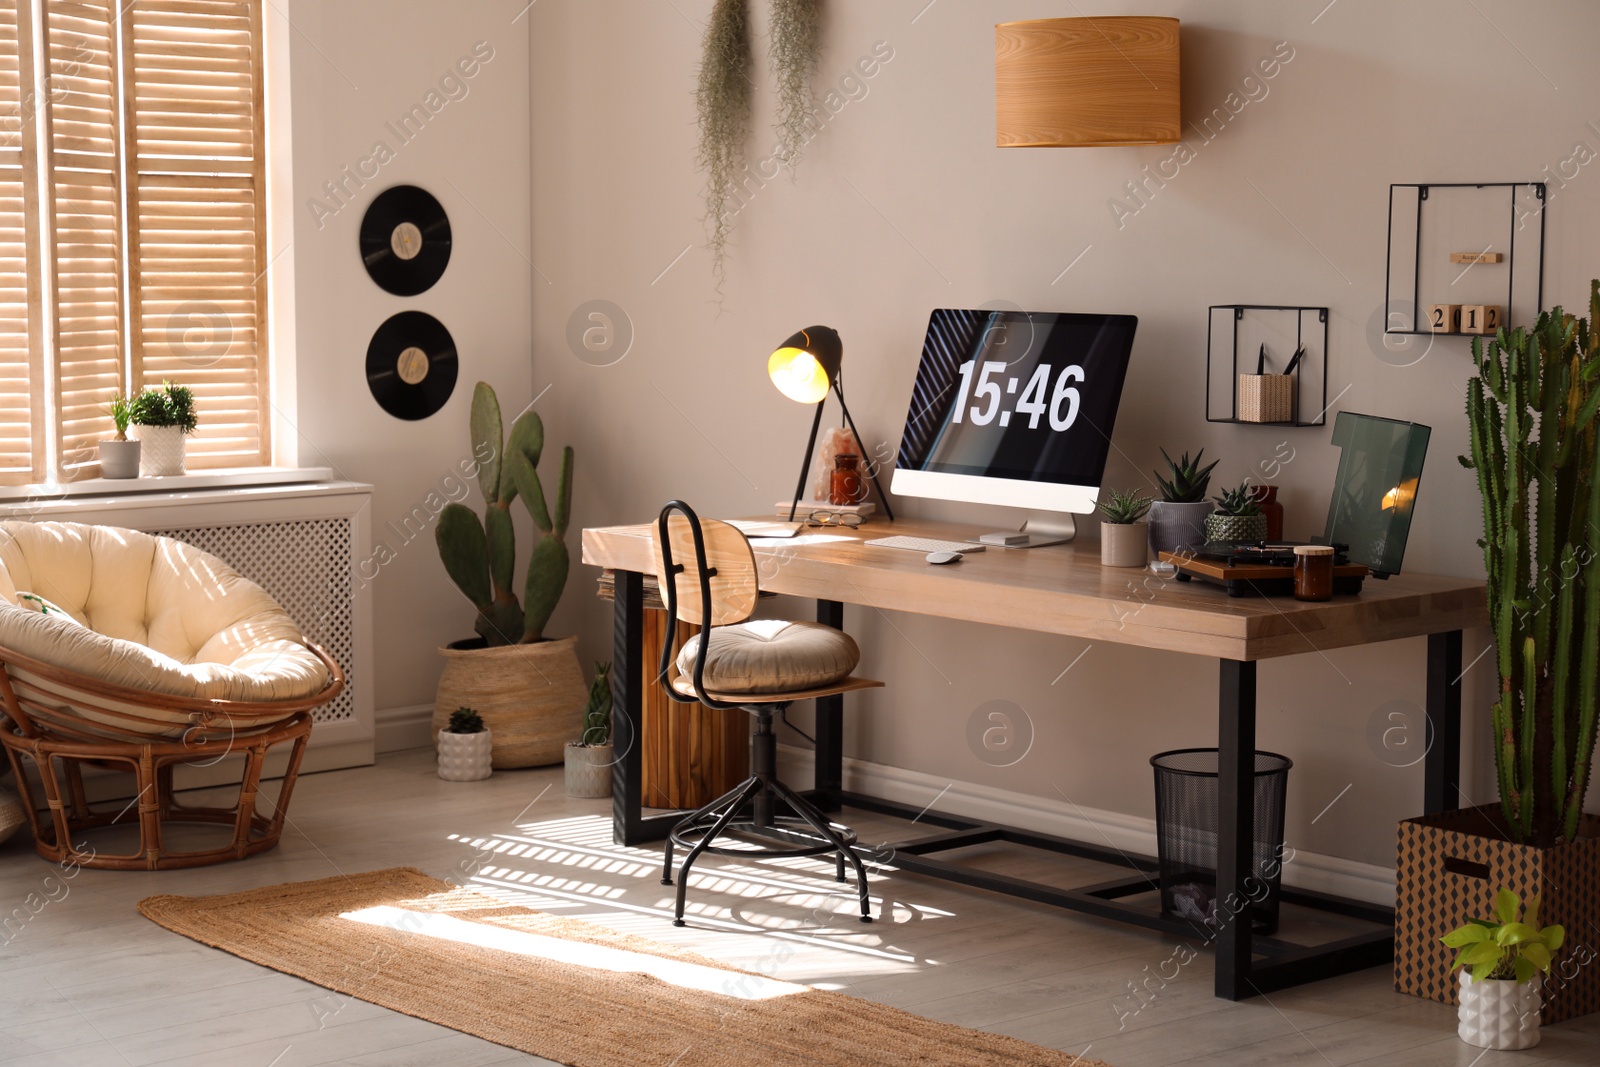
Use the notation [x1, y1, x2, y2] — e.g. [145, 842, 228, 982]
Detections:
[564, 662, 613, 798]
[1204, 482, 1267, 543]
[1441, 889, 1564, 1051]
[1148, 449, 1219, 556]
[1098, 489, 1151, 567]
[437, 707, 493, 782]
[99, 393, 140, 479]
[129, 381, 198, 477]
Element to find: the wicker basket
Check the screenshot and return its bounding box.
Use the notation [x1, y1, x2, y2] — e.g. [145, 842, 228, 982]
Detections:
[1238, 374, 1294, 423]
[434, 636, 586, 769]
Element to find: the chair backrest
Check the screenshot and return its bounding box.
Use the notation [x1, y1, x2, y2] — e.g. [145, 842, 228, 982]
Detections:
[651, 504, 758, 628]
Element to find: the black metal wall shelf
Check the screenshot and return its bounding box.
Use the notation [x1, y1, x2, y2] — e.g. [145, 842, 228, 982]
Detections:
[1205, 304, 1330, 427]
[1384, 182, 1545, 336]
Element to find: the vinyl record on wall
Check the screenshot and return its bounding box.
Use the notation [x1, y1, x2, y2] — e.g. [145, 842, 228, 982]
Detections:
[366, 311, 458, 420]
[360, 185, 452, 296]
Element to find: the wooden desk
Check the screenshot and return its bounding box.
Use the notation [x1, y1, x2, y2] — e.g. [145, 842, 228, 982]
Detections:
[583, 516, 1487, 1001]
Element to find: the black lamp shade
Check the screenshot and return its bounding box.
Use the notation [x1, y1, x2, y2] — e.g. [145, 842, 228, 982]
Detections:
[768, 326, 843, 404]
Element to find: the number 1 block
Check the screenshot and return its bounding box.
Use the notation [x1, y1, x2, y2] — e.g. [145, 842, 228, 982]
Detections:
[1459, 305, 1501, 335]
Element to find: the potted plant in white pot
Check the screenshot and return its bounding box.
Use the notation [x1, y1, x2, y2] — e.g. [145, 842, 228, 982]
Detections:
[129, 381, 197, 476]
[434, 382, 586, 768]
[437, 707, 493, 782]
[99, 393, 140, 479]
[1098, 488, 1151, 567]
[564, 662, 613, 798]
[1395, 286, 1600, 1026]
[1148, 449, 1218, 556]
[1203, 482, 1268, 543]
[1441, 889, 1564, 1050]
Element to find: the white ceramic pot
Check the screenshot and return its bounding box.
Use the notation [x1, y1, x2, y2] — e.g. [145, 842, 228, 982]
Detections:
[1458, 972, 1542, 1051]
[564, 742, 614, 798]
[436, 728, 494, 782]
[1148, 500, 1214, 557]
[1100, 522, 1149, 567]
[133, 424, 187, 476]
[98, 439, 141, 479]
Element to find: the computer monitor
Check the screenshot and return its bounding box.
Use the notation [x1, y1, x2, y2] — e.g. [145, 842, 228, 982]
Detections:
[891, 309, 1138, 546]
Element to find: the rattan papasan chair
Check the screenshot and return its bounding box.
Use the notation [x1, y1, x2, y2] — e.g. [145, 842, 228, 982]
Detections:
[0, 521, 344, 870]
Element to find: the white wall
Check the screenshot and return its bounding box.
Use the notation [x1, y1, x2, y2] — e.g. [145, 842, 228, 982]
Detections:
[285, 1, 533, 715]
[528, 0, 1600, 869]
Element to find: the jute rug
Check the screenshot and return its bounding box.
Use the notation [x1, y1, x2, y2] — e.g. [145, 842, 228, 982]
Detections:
[139, 868, 1113, 1067]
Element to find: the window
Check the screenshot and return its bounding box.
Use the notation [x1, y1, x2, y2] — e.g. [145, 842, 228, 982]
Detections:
[0, 0, 267, 485]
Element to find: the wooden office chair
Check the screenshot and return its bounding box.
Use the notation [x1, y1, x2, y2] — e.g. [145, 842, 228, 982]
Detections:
[652, 501, 882, 926]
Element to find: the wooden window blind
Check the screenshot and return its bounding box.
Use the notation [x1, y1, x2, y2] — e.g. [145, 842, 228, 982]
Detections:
[5, 0, 266, 484]
[0, 0, 42, 483]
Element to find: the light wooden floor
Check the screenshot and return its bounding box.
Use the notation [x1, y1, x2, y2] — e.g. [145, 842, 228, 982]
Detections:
[0, 750, 1593, 1066]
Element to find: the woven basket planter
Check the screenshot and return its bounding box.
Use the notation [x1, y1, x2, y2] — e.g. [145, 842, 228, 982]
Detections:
[1395, 805, 1600, 1024]
[434, 636, 586, 769]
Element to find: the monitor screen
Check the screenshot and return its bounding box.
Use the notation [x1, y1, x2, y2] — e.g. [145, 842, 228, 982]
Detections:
[893, 309, 1137, 512]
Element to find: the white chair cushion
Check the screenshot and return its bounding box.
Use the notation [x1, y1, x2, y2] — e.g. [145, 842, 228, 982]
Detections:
[675, 619, 860, 694]
[0, 522, 329, 713]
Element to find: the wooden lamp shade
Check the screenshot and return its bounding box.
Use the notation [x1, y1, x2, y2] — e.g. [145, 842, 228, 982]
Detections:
[996, 16, 1181, 147]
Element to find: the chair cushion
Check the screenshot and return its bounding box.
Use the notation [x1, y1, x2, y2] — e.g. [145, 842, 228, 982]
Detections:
[675, 619, 860, 694]
[0, 522, 329, 714]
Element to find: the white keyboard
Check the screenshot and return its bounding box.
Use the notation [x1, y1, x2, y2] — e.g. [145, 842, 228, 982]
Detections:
[862, 535, 985, 554]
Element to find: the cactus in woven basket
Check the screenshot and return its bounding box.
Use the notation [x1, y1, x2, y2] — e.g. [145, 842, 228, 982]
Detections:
[1097, 488, 1152, 524]
[1461, 280, 1600, 846]
[436, 382, 575, 647]
[1204, 482, 1266, 542]
[1154, 448, 1220, 503]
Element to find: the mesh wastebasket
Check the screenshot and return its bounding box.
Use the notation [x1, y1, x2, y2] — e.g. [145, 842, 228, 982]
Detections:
[1151, 748, 1292, 935]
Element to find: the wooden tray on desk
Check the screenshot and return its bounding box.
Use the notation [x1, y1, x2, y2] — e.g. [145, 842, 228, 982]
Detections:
[1159, 550, 1370, 598]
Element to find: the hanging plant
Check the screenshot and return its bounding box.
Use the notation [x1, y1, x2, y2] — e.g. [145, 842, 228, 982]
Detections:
[696, 0, 752, 289]
[769, 0, 820, 169]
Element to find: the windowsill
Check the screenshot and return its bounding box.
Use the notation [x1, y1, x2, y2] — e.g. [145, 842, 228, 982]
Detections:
[0, 466, 337, 503]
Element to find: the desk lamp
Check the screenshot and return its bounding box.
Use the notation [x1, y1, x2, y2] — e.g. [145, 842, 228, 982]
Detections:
[769, 326, 895, 523]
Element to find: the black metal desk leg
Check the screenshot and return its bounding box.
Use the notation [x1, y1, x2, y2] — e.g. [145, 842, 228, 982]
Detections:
[813, 599, 844, 811]
[611, 569, 645, 845]
[1424, 630, 1463, 815]
[1215, 658, 1257, 1000]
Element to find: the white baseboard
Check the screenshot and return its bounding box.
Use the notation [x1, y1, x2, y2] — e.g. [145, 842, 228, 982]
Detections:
[778, 743, 1396, 907]
[377, 703, 435, 754]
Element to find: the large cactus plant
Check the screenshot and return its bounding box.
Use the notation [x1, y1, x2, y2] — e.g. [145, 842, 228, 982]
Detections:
[436, 383, 574, 646]
[1462, 280, 1600, 846]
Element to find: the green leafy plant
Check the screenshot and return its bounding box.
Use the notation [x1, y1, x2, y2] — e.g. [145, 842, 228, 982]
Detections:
[435, 383, 574, 647]
[1097, 488, 1152, 524]
[1462, 281, 1600, 845]
[1210, 482, 1263, 517]
[696, 0, 752, 289]
[1154, 448, 1219, 503]
[445, 707, 485, 735]
[577, 662, 613, 747]
[106, 393, 133, 440]
[128, 381, 198, 434]
[1441, 889, 1565, 983]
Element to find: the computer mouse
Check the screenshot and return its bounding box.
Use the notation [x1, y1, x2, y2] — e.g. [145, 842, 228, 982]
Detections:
[925, 551, 964, 565]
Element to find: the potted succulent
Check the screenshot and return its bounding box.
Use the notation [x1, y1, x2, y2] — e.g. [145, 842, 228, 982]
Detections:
[1441, 889, 1564, 1050]
[436, 707, 493, 782]
[434, 382, 586, 769]
[128, 381, 197, 476]
[564, 662, 614, 798]
[1148, 449, 1218, 556]
[1204, 483, 1267, 543]
[1097, 489, 1151, 567]
[1395, 284, 1600, 1025]
[99, 393, 140, 479]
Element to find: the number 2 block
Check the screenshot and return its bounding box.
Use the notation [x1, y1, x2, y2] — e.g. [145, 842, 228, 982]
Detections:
[1425, 304, 1459, 333]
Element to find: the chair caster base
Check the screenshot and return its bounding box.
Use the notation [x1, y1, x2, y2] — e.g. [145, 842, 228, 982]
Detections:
[860, 915, 873, 923]
[672, 919, 686, 927]
[661, 878, 673, 886]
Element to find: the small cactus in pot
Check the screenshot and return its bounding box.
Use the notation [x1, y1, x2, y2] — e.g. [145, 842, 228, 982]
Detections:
[1148, 448, 1220, 555]
[1098, 488, 1152, 568]
[437, 707, 493, 781]
[1204, 482, 1268, 543]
